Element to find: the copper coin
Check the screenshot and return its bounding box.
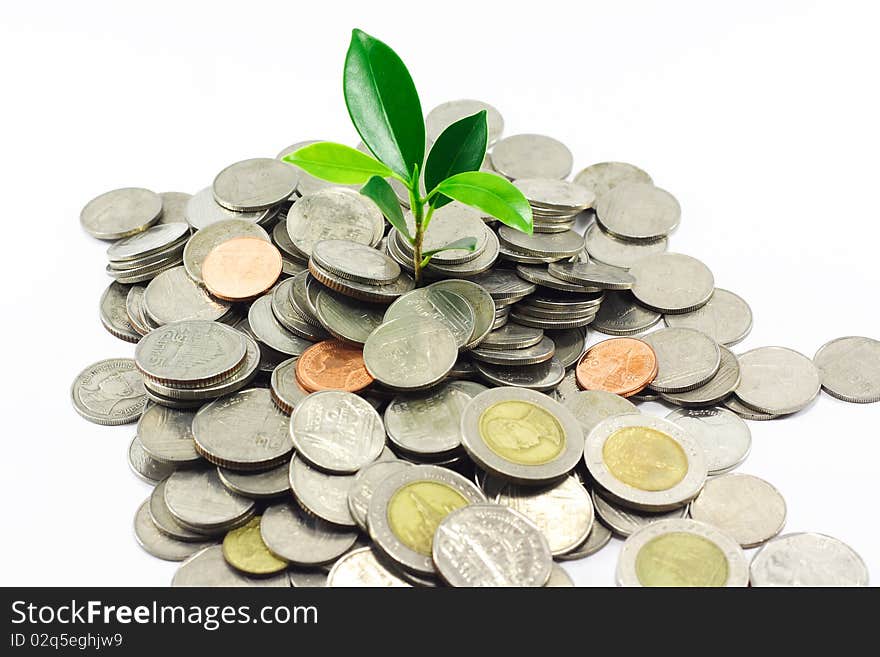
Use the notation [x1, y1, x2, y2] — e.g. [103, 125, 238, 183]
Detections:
[202, 237, 282, 301]
[295, 340, 374, 393]
[575, 337, 658, 397]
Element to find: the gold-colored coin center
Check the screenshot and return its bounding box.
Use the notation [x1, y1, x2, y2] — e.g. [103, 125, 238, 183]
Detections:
[635, 532, 729, 587]
[478, 400, 566, 466]
[222, 516, 288, 575]
[602, 426, 688, 491]
[387, 481, 469, 556]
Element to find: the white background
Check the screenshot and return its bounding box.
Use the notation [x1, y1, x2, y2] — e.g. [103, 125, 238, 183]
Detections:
[1, 0, 878, 587]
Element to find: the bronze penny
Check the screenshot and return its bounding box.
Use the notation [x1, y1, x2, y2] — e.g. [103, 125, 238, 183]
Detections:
[575, 337, 658, 397]
[202, 237, 282, 301]
[295, 340, 374, 393]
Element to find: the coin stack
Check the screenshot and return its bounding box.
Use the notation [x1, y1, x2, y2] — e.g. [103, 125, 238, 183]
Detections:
[72, 97, 879, 588]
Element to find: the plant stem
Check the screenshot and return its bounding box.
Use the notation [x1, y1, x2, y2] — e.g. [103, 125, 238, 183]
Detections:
[410, 189, 424, 285]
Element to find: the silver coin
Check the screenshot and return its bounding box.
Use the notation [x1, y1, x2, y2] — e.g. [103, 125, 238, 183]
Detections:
[384, 383, 473, 456]
[422, 226, 501, 278]
[288, 569, 329, 587]
[642, 328, 721, 393]
[363, 316, 457, 391]
[514, 264, 599, 294]
[498, 226, 584, 259]
[108, 255, 183, 285]
[81, 187, 162, 240]
[479, 323, 544, 350]
[367, 464, 487, 575]
[615, 518, 749, 587]
[290, 391, 385, 474]
[134, 499, 214, 561]
[212, 158, 299, 211]
[544, 564, 575, 586]
[260, 501, 358, 566]
[182, 218, 270, 283]
[447, 380, 490, 398]
[665, 407, 750, 476]
[433, 504, 552, 587]
[312, 239, 400, 284]
[592, 489, 688, 537]
[143, 266, 232, 325]
[136, 403, 200, 464]
[125, 285, 149, 336]
[288, 455, 357, 527]
[149, 479, 209, 542]
[485, 474, 593, 556]
[460, 386, 585, 484]
[660, 346, 741, 407]
[572, 162, 653, 201]
[813, 336, 880, 403]
[585, 414, 707, 512]
[128, 435, 176, 483]
[107, 222, 189, 262]
[326, 547, 411, 587]
[272, 217, 307, 262]
[555, 520, 614, 560]
[157, 191, 192, 225]
[722, 395, 779, 421]
[735, 346, 821, 415]
[584, 222, 667, 270]
[217, 463, 290, 499]
[309, 258, 415, 304]
[559, 389, 639, 436]
[664, 288, 752, 346]
[184, 186, 265, 231]
[473, 357, 566, 391]
[630, 253, 714, 314]
[470, 336, 555, 366]
[193, 388, 292, 471]
[384, 288, 475, 349]
[99, 281, 141, 343]
[286, 188, 383, 257]
[269, 357, 309, 414]
[547, 261, 635, 290]
[164, 468, 255, 531]
[171, 545, 288, 587]
[134, 320, 246, 386]
[469, 268, 537, 300]
[490, 134, 573, 180]
[400, 204, 488, 264]
[314, 286, 385, 345]
[546, 328, 587, 368]
[427, 279, 496, 349]
[750, 533, 869, 587]
[248, 294, 314, 356]
[71, 358, 147, 426]
[689, 473, 785, 548]
[425, 98, 504, 145]
[595, 182, 680, 241]
[271, 279, 329, 341]
[347, 460, 413, 531]
[514, 178, 595, 212]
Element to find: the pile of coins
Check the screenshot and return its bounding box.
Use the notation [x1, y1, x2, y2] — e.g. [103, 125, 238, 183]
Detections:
[73, 98, 879, 587]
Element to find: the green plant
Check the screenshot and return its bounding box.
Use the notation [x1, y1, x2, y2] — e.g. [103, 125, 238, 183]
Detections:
[283, 28, 533, 283]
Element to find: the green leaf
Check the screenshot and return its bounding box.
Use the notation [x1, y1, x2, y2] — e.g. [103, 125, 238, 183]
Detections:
[283, 142, 392, 184]
[421, 236, 478, 266]
[425, 110, 488, 209]
[344, 29, 425, 182]
[360, 176, 412, 243]
[433, 172, 533, 234]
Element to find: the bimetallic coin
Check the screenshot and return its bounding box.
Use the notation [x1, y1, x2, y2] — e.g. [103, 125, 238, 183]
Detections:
[595, 183, 681, 241]
[813, 336, 880, 403]
[213, 158, 298, 211]
[642, 328, 721, 393]
[295, 340, 373, 393]
[426, 98, 504, 145]
[572, 162, 653, 201]
[136, 403, 200, 464]
[427, 279, 496, 349]
[311, 239, 400, 284]
[134, 500, 215, 562]
[222, 516, 288, 575]
[288, 455, 357, 527]
[217, 463, 290, 499]
[490, 134, 573, 180]
[660, 346, 741, 407]
[750, 533, 869, 587]
[326, 548, 411, 587]
[248, 294, 314, 356]
[473, 357, 566, 392]
[99, 281, 140, 343]
[559, 389, 639, 436]
[735, 346, 821, 415]
[286, 188, 383, 257]
[630, 253, 715, 314]
[128, 435, 176, 483]
[384, 288, 475, 349]
[485, 474, 594, 556]
[584, 222, 667, 270]
[80, 187, 162, 240]
[363, 316, 457, 391]
[460, 386, 585, 484]
[183, 219, 270, 283]
[433, 504, 552, 587]
[172, 545, 288, 587]
[71, 358, 146, 425]
[666, 407, 751, 475]
[384, 383, 473, 457]
[592, 290, 661, 336]
[260, 501, 358, 566]
[575, 337, 658, 397]
[585, 414, 707, 512]
[192, 388, 292, 471]
[555, 520, 614, 561]
[164, 468, 255, 532]
[664, 289, 752, 346]
[290, 390, 385, 474]
[347, 460, 413, 531]
[689, 473, 785, 548]
[616, 519, 748, 587]
[592, 489, 688, 537]
[269, 357, 309, 414]
[367, 465, 487, 575]
[143, 266, 232, 325]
